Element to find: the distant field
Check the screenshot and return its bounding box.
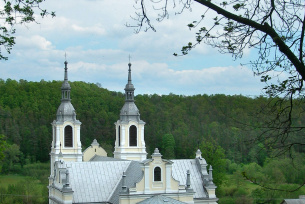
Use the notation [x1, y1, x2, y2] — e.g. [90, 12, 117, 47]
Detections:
[0, 175, 30, 189]
[0, 174, 47, 193]
[219, 174, 305, 204]
[0, 174, 48, 203]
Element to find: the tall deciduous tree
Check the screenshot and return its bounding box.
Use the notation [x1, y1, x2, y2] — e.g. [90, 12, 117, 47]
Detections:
[0, 0, 55, 60]
[130, 0, 305, 156]
[0, 134, 7, 165]
[161, 133, 176, 159]
[199, 138, 226, 187]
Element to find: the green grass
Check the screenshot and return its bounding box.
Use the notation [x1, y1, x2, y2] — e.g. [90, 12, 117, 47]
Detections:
[0, 175, 31, 189]
[219, 174, 305, 204]
[0, 174, 48, 204]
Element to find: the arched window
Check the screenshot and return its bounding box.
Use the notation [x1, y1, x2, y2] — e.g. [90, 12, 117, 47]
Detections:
[64, 125, 73, 147]
[154, 167, 161, 181]
[129, 125, 137, 146]
[118, 126, 121, 146]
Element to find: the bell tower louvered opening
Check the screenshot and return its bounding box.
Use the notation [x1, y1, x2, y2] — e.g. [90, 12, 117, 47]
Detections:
[129, 125, 137, 146]
[65, 125, 73, 147]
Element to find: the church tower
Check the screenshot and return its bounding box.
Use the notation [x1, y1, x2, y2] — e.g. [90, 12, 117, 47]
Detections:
[114, 62, 147, 161]
[49, 61, 82, 178]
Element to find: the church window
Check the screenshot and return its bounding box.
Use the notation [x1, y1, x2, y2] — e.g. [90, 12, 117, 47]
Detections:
[129, 125, 137, 146]
[64, 125, 73, 147]
[118, 126, 121, 146]
[154, 167, 161, 181]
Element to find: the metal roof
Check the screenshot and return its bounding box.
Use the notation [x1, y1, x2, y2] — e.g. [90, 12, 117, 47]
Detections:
[171, 159, 208, 199]
[282, 199, 305, 204]
[68, 161, 131, 203]
[65, 157, 208, 203]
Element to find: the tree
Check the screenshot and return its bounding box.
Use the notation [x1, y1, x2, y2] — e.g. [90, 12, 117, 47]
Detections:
[2, 143, 21, 173]
[161, 133, 176, 159]
[199, 138, 226, 187]
[0, 0, 55, 60]
[0, 134, 7, 172]
[0, 134, 7, 161]
[130, 0, 305, 157]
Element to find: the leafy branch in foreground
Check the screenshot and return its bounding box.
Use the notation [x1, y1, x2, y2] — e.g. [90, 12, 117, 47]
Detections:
[0, 0, 55, 60]
[129, 0, 305, 157]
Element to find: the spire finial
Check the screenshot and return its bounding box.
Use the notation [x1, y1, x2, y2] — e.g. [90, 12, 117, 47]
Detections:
[128, 61, 132, 84]
[64, 60, 68, 81]
[61, 59, 71, 101]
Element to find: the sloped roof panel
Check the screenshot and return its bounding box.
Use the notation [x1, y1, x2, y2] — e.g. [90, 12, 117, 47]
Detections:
[171, 159, 207, 199]
[68, 161, 131, 203]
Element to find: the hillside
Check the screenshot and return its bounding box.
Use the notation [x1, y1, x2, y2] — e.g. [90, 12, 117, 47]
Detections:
[0, 78, 304, 162]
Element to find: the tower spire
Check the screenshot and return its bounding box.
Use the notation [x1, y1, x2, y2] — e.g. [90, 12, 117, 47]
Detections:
[124, 62, 135, 102]
[61, 60, 71, 101]
[114, 61, 147, 161]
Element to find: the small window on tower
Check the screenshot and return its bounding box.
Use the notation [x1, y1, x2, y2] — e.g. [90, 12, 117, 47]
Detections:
[64, 125, 73, 147]
[154, 167, 161, 181]
[129, 125, 137, 146]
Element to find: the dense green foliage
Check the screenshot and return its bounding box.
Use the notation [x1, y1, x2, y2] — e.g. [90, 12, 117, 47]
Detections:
[220, 154, 305, 203]
[199, 139, 226, 187]
[0, 78, 305, 203]
[1, 78, 305, 161]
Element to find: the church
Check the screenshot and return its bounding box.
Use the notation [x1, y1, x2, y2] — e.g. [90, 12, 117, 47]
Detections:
[48, 61, 219, 204]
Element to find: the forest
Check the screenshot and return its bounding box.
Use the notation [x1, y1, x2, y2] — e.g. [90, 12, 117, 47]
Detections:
[0, 78, 305, 203]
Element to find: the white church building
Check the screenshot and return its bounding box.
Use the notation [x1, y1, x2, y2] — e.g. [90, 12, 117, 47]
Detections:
[48, 61, 219, 204]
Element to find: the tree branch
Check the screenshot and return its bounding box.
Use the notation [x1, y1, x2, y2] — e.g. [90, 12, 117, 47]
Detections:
[194, 0, 305, 80]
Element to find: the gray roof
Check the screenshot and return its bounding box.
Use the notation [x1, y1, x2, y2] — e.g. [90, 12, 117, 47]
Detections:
[90, 155, 127, 162]
[171, 159, 207, 199]
[66, 158, 144, 204]
[65, 157, 208, 203]
[68, 161, 131, 203]
[137, 195, 187, 204]
[281, 199, 305, 204]
[56, 101, 76, 122]
[109, 160, 143, 204]
[120, 101, 141, 121]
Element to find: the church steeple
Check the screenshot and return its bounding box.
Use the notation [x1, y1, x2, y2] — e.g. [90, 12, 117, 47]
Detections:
[114, 61, 147, 161]
[50, 60, 82, 185]
[56, 61, 76, 122]
[124, 62, 135, 102]
[61, 61, 71, 101]
[120, 62, 141, 122]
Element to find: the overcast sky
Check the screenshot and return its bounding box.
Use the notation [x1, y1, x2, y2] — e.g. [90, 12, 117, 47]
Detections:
[0, 0, 266, 96]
